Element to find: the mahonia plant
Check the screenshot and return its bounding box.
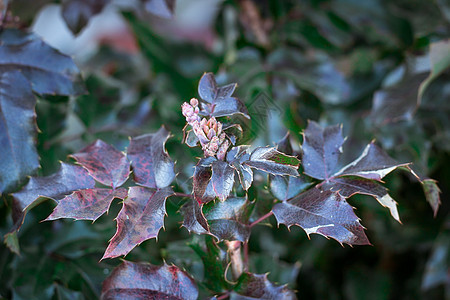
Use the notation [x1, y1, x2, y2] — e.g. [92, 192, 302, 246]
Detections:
[10, 73, 440, 299]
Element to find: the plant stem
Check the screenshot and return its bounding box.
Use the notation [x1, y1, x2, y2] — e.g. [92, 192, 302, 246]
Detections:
[216, 292, 230, 300]
[226, 240, 243, 280]
[249, 211, 273, 227]
[243, 242, 249, 271]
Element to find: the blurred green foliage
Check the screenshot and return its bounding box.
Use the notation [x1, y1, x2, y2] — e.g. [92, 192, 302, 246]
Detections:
[1, 0, 449, 299]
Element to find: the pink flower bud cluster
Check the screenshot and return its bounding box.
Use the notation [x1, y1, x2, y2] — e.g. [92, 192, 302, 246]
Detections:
[182, 98, 230, 160]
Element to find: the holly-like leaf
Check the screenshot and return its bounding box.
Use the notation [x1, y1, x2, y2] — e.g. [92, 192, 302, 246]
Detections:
[321, 176, 400, 222]
[244, 147, 300, 176]
[334, 142, 409, 181]
[227, 146, 253, 190]
[421, 179, 441, 218]
[45, 188, 127, 222]
[142, 0, 176, 19]
[272, 188, 369, 246]
[270, 175, 312, 202]
[102, 186, 174, 259]
[190, 236, 229, 293]
[193, 157, 217, 204]
[70, 140, 130, 189]
[101, 261, 198, 300]
[302, 121, 344, 180]
[203, 197, 254, 242]
[231, 272, 296, 300]
[418, 39, 450, 103]
[198, 72, 249, 118]
[127, 127, 175, 189]
[12, 163, 96, 213]
[211, 161, 235, 201]
[0, 71, 39, 194]
[0, 28, 84, 193]
[61, 0, 110, 35]
[180, 198, 210, 235]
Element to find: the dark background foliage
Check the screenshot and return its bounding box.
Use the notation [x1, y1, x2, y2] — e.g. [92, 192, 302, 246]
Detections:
[0, 0, 449, 299]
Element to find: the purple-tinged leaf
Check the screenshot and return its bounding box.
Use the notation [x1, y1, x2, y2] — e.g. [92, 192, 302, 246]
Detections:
[302, 121, 344, 180]
[270, 175, 312, 202]
[197, 73, 249, 118]
[211, 97, 249, 119]
[101, 261, 198, 300]
[232, 272, 296, 300]
[70, 140, 130, 189]
[421, 179, 441, 217]
[127, 127, 175, 189]
[0, 71, 39, 194]
[211, 161, 235, 201]
[45, 188, 127, 222]
[12, 163, 96, 212]
[272, 188, 370, 246]
[335, 142, 409, 181]
[143, 0, 176, 19]
[198, 72, 217, 103]
[244, 147, 299, 176]
[203, 197, 254, 242]
[180, 199, 210, 235]
[321, 177, 400, 222]
[233, 164, 253, 191]
[193, 157, 217, 204]
[102, 186, 174, 259]
[62, 0, 109, 35]
[0, 28, 85, 96]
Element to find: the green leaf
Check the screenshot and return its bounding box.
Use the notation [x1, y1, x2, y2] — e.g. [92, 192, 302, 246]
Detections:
[418, 39, 450, 103]
[421, 179, 441, 218]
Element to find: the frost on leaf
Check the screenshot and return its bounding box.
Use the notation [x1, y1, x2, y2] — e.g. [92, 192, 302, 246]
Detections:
[70, 140, 130, 189]
[102, 186, 174, 259]
[127, 127, 175, 189]
[101, 261, 198, 300]
[272, 188, 370, 246]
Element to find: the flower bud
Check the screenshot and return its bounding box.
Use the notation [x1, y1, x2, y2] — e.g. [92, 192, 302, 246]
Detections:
[190, 98, 199, 107]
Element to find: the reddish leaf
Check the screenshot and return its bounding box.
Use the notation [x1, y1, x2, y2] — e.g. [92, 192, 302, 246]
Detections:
[45, 188, 127, 222]
[302, 121, 344, 180]
[70, 140, 130, 189]
[12, 162, 95, 212]
[193, 157, 217, 204]
[244, 147, 300, 176]
[321, 176, 400, 222]
[335, 142, 409, 181]
[211, 161, 235, 201]
[272, 188, 369, 246]
[180, 198, 210, 235]
[127, 127, 175, 189]
[203, 197, 254, 242]
[232, 272, 296, 300]
[102, 186, 174, 259]
[101, 261, 198, 300]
